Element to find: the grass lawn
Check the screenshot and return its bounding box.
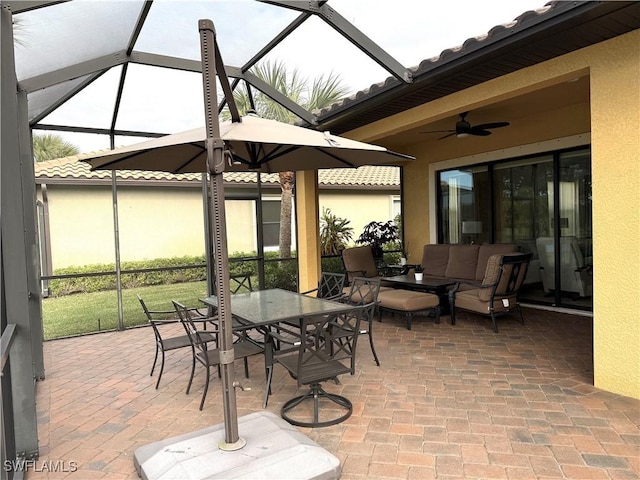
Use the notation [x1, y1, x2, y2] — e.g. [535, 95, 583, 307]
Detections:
[42, 281, 208, 340]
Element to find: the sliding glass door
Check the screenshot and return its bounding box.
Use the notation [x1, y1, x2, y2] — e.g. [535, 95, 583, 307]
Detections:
[437, 147, 592, 311]
[438, 166, 489, 245]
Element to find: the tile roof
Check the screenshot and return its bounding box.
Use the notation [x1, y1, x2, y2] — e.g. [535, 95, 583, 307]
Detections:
[34, 154, 399, 188]
[314, 2, 555, 122]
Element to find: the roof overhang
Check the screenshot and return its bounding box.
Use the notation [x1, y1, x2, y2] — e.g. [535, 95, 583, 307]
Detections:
[314, 1, 640, 134]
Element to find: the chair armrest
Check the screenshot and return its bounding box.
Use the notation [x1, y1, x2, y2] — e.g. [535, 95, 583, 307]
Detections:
[148, 308, 177, 315]
[451, 279, 494, 291]
[449, 280, 491, 300]
[325, 292, 347, 302]
[345, 269, 366, 278]
[300, 287, 319, 296]
[150, 318, 181, 325]
[269, 322, 303, 341]
[268, 330, 302, 346]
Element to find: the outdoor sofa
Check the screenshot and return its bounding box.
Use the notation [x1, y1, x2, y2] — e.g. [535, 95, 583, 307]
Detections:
[420, 243, 517, 290]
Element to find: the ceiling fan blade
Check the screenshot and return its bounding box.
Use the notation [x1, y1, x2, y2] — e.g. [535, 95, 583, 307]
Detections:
[473, 121, 510, 130]
[469, 128, 492, 136]
[438, 132, 457, 140]
[420, 129, 455, 134]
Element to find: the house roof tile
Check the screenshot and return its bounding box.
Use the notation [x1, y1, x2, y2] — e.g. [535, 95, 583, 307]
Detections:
[34, 154, 399, 188]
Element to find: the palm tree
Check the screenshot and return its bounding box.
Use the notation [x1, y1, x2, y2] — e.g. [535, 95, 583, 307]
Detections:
[225, 60, 350, 258]
[320, 208, 354, 255]
[32, 133, 79, 162]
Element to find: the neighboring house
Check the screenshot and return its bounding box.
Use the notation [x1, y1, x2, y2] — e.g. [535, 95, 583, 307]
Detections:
[34, 157, 399, 270]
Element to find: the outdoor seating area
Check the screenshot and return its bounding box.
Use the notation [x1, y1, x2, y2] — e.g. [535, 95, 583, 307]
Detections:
[341, 245, 533, 333]
[27, 307, 640, 480]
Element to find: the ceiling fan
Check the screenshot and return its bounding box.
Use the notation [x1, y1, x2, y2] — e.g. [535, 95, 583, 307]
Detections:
[421, 112, 510, 139]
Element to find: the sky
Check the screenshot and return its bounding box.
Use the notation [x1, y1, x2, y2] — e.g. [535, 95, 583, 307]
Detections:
[22, 0, 550, 154]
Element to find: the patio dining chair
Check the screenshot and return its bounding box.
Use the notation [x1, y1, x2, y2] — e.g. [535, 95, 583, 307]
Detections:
[262, 305, 365, 427]
[173, 301, 263, 410]
[301, 272, 346, 301]
[341, 277, 382, 366]
[137, 294, 217, 389]
[230, 273, 253, 294]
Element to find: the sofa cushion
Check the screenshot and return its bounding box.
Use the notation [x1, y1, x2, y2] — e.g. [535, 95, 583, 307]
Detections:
[421, 244, 450, 277]
[479, 254, 503, 301]
[475, 244, 517, 281]
[455, 289, 513, 313]
[445, 245, 480, 280]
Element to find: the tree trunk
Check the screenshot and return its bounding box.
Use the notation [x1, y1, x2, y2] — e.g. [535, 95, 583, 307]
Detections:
[278, 171, 295, 258]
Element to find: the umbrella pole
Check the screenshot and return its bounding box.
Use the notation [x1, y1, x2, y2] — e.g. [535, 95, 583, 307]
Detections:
[199, 19, 244, 451]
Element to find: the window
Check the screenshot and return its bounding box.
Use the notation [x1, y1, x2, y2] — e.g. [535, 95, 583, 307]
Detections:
[262, 199, 281, 248]
[438, 167, 489, 244]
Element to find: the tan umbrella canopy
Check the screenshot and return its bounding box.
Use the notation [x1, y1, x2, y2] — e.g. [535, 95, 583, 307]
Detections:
[82, 112, 413, 174]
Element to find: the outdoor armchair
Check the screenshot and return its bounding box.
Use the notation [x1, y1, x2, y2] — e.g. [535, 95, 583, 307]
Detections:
[262, 305, 364, 427]
[341, 245, 383, 284]
[449, 253, 532, 332]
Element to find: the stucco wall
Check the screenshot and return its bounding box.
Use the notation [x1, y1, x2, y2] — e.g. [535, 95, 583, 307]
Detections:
[41, 185, 257, 268]
[320, 191, 398, 244]
[342, 31, 640, 399]
[589, 32, 640, 400]
[40, 184, 398, 269]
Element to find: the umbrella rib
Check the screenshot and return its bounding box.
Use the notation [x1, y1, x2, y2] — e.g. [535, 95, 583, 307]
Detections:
[315, 147, 356, 167]
[175, 145, 207, 173]
[258, 145, 357, 168]
[88, 149, 151, 170]
[255, 144, 301, 167]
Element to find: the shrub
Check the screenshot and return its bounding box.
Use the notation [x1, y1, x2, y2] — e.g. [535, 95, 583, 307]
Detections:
[48, 252, 301, 296]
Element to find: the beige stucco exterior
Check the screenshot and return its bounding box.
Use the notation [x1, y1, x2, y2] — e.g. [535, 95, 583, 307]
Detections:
[295, 31, 639, 399]
[39, 183, 398, 270]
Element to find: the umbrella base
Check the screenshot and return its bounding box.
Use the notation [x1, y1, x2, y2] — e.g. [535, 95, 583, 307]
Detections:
[133, 411, 341, 479]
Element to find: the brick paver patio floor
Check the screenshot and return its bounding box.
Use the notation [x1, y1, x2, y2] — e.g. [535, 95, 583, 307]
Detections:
[26, 307, 639, 479]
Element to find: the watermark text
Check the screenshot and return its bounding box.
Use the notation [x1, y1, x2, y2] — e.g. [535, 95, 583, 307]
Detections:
[3, 459, 78, 473]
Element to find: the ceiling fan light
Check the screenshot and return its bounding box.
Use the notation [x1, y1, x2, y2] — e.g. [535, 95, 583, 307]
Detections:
[456, 132, 470, 138]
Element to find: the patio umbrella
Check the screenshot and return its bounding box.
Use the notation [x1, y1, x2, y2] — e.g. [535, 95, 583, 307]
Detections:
[83, 110, 413, 174]
[81, 19, 413, 451]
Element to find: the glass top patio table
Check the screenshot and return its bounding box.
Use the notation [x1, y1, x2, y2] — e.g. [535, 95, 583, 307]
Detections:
[201, 288, 354, 327]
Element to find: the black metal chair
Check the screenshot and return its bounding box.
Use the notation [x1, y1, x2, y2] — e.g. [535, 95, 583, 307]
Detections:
[138, 294, 217, 389]
[173, 300, 263, 410]
[263, 305, 364, 427]
[301, 272, 346, 301]
[449, 253, 532, 332]
[342, 277, 382, 366]
[230, 273, 253, 294]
